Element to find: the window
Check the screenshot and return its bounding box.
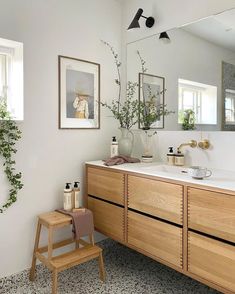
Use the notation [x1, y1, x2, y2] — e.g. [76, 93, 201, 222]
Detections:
[225, 89, 235, 125]
[178, 79, 217, 125]
[0, 37, 23, 120]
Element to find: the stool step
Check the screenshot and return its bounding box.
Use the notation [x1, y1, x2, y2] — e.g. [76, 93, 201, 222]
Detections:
[39, 212, 72, 228]
[50, 245, 102, 272]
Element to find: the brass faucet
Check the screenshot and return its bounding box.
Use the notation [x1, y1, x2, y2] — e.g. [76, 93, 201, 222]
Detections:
[177, 140, 197, 153]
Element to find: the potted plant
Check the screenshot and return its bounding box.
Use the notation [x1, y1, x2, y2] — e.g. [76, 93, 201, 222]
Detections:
[181, 109, 196, 130]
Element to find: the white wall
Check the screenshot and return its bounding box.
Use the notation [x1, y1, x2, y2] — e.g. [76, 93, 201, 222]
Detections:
[123, 0, 235, 171]
[0, 0, 122, 278]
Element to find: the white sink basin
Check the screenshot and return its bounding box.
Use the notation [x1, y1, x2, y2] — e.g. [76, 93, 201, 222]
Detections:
[140, 164, 188, 175]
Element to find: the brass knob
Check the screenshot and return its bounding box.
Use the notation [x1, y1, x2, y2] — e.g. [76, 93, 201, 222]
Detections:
[198, 139, 210, 150]
[189, 140, 197, 148]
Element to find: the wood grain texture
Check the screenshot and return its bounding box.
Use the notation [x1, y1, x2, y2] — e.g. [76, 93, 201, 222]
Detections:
[38, 211, 72, 228]
[128, 175, 183, 225]
[188, 232, 235, 293]
[183, 186, 188, 271]
[88, 197, 124, 241]
[188, 187, 235, 243]
[128, 211, 183, 268]
[50, 245, 101, 272]
[87, 167, 124, 205]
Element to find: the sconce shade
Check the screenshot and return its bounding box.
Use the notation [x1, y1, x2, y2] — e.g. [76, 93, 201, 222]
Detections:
[128, 8, 155, 30]
[128, 8, 143, 30]
[159, 31, 171, 43]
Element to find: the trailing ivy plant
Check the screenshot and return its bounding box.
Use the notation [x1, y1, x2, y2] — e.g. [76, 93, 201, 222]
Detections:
[0, 98, 23, 213]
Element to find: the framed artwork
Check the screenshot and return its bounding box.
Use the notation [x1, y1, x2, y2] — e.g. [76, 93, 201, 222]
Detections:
[58, 55, 100, 129]
[138, 73, 165, 129]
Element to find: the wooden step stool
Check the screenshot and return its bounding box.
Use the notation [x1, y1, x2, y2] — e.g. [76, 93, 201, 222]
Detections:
[29, 211, 105, 294]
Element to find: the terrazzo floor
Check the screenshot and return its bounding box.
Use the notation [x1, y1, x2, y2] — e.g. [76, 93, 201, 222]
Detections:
[0, 239, 220, 294]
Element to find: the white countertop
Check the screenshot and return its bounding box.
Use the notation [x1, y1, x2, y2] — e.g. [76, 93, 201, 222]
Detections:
[86, 160, 235, 192]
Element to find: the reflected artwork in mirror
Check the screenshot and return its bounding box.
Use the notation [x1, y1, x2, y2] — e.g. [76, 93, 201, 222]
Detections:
[139, 73, 165, 129]
[127, 8, 235, 131]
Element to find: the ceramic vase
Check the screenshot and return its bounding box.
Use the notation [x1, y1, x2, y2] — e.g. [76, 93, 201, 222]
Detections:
[118, 127, 134, 157]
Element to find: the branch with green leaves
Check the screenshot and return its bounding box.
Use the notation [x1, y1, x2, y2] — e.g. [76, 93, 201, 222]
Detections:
[0, 98, 23, 213]
[100, 82, 139, 129]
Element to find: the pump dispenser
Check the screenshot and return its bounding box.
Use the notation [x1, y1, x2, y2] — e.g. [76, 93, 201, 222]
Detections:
[167, 147, 175, 165]
[175, 151, 185, 166]
[63, 183, 73, 211]
[73, 181, 82, 208]
[111, 136, 118, 157]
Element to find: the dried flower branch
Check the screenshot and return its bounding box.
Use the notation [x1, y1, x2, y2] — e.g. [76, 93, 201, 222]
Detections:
[101, 40, 121, 113]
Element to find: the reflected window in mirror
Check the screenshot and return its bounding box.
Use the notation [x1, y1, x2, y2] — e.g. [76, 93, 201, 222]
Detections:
[178, 79, 217, 125]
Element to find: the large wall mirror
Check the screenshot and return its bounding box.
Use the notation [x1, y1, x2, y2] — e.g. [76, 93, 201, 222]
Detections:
[127, 8, 235, 131]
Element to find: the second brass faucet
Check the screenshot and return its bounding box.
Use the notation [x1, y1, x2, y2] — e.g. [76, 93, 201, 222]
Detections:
[177, 140, 197, 153]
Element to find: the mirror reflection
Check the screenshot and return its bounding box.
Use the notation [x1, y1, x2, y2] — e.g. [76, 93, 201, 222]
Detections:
[127, 8, 235, 131]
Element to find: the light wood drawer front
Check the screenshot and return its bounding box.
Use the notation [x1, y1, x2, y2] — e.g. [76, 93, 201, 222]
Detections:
[188, 188, 235, 243]
[128, 211, 183, 268]
[188, 232, 235, 292]
[128, 175, 183, 225]
[87, 167, 124, 205]
[88, 197, 124, 242]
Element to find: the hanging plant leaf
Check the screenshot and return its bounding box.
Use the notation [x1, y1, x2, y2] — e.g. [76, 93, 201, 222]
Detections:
[0, 98, 23, 213]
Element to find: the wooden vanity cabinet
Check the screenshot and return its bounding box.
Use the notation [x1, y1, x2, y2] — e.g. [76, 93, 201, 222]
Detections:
[86, 164, 235, 294]
[188, 187, 235, 243]
[87, 166, 125, 242]
[128, 210, 183, 268]
[88, 197, 124, 241]
[188, 187, 235, 293]
[188, 232, 235, 293]
[87, 167, 124, 205]
[128, 175, 183, 225]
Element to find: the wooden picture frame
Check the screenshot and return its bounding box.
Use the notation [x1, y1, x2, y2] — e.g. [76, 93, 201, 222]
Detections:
[58, 55, 100, 129]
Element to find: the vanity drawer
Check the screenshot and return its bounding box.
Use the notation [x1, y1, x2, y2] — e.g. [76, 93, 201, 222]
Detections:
[87, 167, 124, 205]
[128, 210, 183, 268]
[188, 187, 235, 243]
[128, 175, 183, 224]
[188, 232, 235, 292]
[88, 196, 124, 241]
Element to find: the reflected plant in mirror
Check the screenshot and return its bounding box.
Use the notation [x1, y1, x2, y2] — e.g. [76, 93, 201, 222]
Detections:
[180, 109, 196, 130]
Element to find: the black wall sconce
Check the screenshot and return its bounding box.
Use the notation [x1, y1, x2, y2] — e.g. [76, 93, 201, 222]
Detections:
[128, 8, 155, 30]
[159, 31, 171, 43]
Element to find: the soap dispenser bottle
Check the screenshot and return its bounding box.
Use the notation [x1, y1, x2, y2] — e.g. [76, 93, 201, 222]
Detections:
[167, 147, 175, 165]
[175, 151, 185, 166]
[63, 183, 73, 211]
[73, 181, 82, 208]
[111, 136, 118, 157]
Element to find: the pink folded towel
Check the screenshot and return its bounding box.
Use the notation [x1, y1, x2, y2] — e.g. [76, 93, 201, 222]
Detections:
[103, 155, 140, 166]
[56, 208, 94, 240]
